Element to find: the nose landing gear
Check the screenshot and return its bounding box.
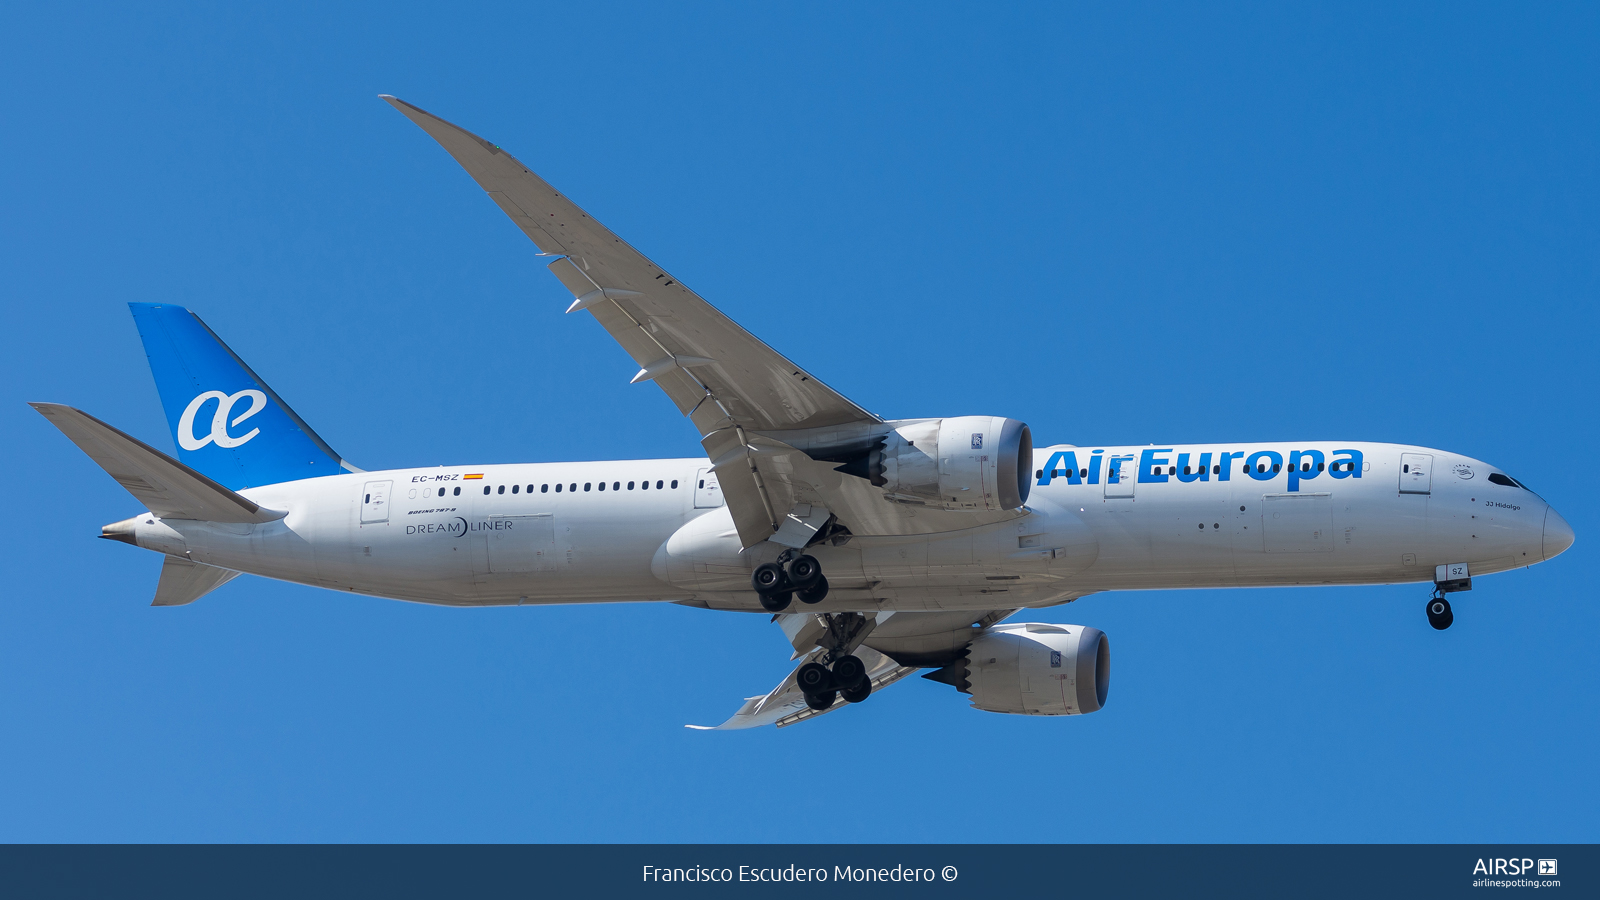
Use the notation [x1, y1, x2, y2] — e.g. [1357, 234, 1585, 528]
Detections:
[1425, 565, 1471, 630]
[1426, 594, 1454, 630]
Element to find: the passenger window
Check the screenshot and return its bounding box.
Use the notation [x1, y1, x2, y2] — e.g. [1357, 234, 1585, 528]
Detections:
[1080, 469, 1087, 478]
[570, 483, 577, 492]
[1212, 465, 1220, 475]
[628, 481, 635, 490]
[1272, 464, 1280, 473]
[1403, 464, 1409, 473]
[364, 494, 370, 503]
[511, 485, 519, 494]
[598, 482, 606, 491]
[698, 479, 705, 488]
[584, 483, 592, 492]
[1036, 469, 1043, 479]
[671, 480, 678, 489]
[453, 486, 460, 496]
[484, 486, 491, 495]
[555, 484, 562, 492]
[497, 485, 505, 494]
[1168, 466, 1176, 476]
[1317, 463, 1324, 472]
[613, 481, 620, 491]
[1183, 466, 1190, 475]
[542, 484, 550, 493]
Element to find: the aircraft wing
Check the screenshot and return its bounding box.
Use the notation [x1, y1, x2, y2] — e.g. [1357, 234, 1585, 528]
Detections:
[687, 644, 919, 730]
[383, 96, 895, 547]
[687, 608, 1021, 729]
[385, 97, 1030, 549]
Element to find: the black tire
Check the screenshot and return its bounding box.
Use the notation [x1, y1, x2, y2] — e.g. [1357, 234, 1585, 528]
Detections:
[759, 590, 792, 613]
[752, 562, 788, 593]
[797, 574, 830, 605]
[841, 680, 872, 704]
[797, 661, 835, 693]
[786, 555, 823, 591]
[803, 690, 837, 712]
[831, 654, 867, 690]
[1427, 596, 1453, 630]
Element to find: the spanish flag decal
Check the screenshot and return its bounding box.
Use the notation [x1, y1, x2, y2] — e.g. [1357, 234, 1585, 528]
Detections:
[463, 473, 483, 480]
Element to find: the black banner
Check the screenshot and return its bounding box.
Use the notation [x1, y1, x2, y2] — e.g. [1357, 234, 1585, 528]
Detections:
[1, 844, 1591, 898]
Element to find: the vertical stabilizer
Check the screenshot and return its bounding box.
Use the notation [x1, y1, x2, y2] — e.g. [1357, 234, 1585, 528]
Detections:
[128, 303, 357, 490]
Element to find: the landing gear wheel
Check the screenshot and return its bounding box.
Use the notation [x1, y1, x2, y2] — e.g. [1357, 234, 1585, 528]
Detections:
[1426, 596, 1454, 630]
[830, 654, 867, 690]
[803, 690, 837, 711]
[785, 554, 822, 591]
[797, 575, 830, 605]
[758, 590, 793, 613]
[797, 662, 836, 694]
[752, 563, 788, 593]
[840, 680, 872, 704]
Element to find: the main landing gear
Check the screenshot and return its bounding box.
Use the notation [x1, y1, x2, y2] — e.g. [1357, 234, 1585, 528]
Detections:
[798, 653, 872, 711]
[752, 549, 829, 612]
[793, 612, 877, 712]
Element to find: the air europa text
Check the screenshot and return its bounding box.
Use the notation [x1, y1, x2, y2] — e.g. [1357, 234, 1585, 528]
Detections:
[1037, 447, 1365, 493]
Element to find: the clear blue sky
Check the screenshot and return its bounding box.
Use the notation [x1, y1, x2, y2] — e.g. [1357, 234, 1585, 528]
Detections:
[2, 2, 1595, 842]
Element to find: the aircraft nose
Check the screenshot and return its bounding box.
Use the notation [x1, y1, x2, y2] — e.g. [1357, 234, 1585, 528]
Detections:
[1543, 507, 1575, 561]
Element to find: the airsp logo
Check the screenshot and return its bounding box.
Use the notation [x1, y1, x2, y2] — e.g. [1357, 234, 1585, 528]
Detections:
[178, 389, 268, 450]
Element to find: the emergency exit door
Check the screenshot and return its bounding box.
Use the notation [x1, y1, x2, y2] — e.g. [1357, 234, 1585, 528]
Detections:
[360, 480, 393, 524]
[1104, 455, 1136, 499]
[1399, 453, 1432, 495]
[693, 468, 724, 508]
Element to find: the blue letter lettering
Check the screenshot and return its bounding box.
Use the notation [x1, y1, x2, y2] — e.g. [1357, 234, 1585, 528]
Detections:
[1037, 450, 1082, 486]
[1245, 450, 1283, 482]
[1176, 451, 1212, 483]
[1138, 448, 1172, 483]
[1330, 448, 1363, 479]
[1287, 449, 1325, 492]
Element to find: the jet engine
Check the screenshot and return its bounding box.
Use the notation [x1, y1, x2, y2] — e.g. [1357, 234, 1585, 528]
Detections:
[924, 624, 1109, 716]
[833, 416, 1032, 511]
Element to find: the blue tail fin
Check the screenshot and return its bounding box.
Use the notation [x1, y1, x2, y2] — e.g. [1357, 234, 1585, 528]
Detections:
[129, 303, 356, 490]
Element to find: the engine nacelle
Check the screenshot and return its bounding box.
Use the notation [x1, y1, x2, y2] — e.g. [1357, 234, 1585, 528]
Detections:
[943, 624, 1109, 716]
[835, 416, 1032, 511]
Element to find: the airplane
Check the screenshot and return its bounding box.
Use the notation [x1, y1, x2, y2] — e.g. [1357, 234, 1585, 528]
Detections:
[32, 96, 1575, 730]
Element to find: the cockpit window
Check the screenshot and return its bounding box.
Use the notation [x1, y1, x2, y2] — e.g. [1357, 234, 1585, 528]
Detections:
[1488, 472, 1528, 490]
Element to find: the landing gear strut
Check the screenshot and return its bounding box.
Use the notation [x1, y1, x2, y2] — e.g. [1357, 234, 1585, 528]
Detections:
[751, 550, 828, 611]
[1426, 594, 1453, 630]
[793, 613, 877, 712]
[1426, 569, 1471, 630]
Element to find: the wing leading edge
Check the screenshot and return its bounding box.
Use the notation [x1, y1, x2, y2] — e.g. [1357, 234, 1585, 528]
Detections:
[381, 95, 883, 547]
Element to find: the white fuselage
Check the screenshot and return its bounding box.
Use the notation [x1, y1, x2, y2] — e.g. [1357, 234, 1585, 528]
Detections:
[115, 441, 1561, 613]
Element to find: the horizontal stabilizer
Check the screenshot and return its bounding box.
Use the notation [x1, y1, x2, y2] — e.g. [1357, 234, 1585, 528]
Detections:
[31, 403, 286, 524]
[153, 555, 240, 606]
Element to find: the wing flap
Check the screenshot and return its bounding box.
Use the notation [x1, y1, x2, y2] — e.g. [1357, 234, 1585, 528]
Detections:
[32, 403, 286, 524]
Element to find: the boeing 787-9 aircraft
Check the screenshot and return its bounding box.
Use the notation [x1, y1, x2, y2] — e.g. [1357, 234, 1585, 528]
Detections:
[33, 96, 1574, 729]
